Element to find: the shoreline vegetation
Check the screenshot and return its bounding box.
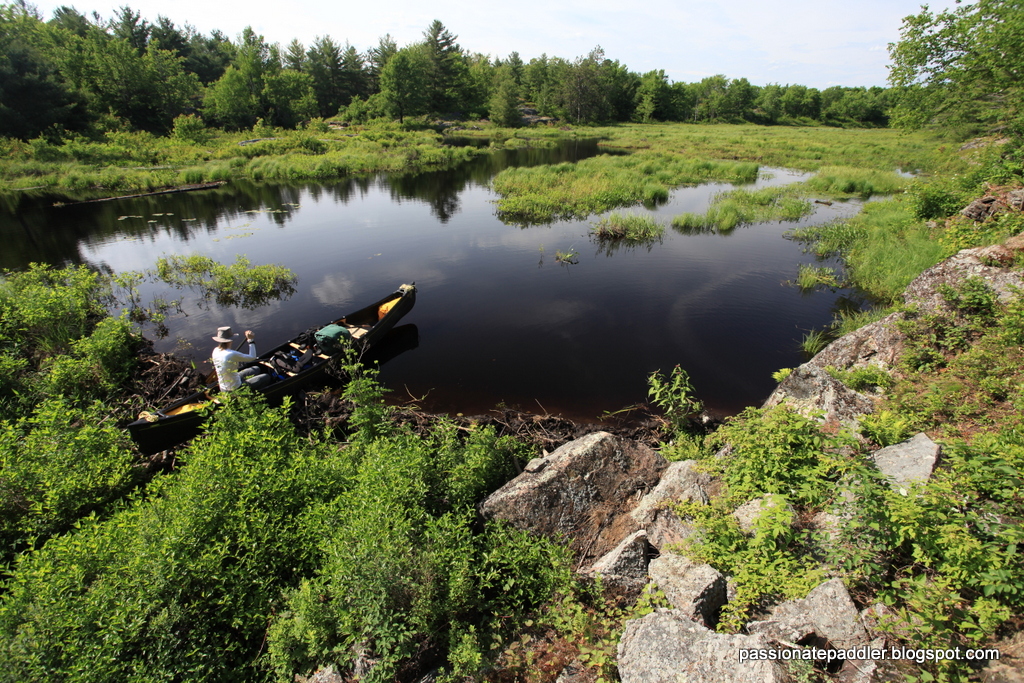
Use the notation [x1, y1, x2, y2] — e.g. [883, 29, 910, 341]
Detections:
[2, 0, 1024, 679]
[2, 123, 946, 198]
[1, 122, 1022, 682]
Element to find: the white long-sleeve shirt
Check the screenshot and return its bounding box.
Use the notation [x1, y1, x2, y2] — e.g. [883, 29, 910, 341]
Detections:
[211, 342, 257, 391]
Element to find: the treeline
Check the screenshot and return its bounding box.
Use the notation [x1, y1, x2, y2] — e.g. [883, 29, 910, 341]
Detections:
[0, 3, 891, 140]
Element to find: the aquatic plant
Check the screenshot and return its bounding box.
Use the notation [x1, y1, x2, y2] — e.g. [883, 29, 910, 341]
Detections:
[590, 212, 665, 243]
[672, 187, 812, 234]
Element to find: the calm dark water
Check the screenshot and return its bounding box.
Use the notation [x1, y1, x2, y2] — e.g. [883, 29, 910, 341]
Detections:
[1, 140, 864, 420]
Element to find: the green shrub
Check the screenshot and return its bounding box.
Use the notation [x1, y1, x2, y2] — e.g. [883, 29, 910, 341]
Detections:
[707, 405, 859, 507]
[0, 264, 110, 357]
[171, 114, 211, 145]
[0, 398, 137, 563]
[0, 393, 340, 682]
[907, 174, 980, 219]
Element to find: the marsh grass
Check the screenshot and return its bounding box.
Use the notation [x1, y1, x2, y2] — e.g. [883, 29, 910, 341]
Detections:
[583, 123, 951, 174]
[672, 187, 812, 234]
[491, 152, 758, 224]
[590, 212, 665, 243]
[832, 306, 895, 336]
[0, 124, 483, 194]
[788, 199, 945, 304]
[801, 328, 832, 357]
[794, 264, 841, 290]
[803, 166, 910, 198]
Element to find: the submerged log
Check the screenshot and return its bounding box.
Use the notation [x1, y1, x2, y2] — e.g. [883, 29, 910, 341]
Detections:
[55, 181, 226, 206]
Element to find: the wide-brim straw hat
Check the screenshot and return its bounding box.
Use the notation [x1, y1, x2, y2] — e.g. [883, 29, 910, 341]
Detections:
[212, 326, 237, 343]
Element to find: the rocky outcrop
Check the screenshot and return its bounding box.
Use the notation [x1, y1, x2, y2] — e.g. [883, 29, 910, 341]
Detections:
[618, 611, 786, 683]
[961, 190, 1024, 222]
[648, 554, 726, 627]
[872, 433, 941, 491]
[766, 233, 1024, 426]
[480, 432, 667, 563]
[746, 579, 869, 651]
[903, 242, 1024, 312]
[803, 312, 906, 372]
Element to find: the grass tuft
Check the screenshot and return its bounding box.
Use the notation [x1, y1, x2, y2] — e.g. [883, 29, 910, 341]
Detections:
[590, 213, 665, 243]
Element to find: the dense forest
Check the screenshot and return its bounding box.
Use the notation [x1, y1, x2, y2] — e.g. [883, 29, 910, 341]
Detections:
[0, 2, 893, 140]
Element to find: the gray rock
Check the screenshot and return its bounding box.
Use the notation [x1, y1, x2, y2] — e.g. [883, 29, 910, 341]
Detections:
[962, 195, 1003, 221]
[802, 312, 906, 373]
[836, 638, 903, 683]
[627, 459, 709, 552]
[630, 460, 711, 526]
[618, 610, 786, 683]
[645, 508, 697, 551]
[584, 530, 651, 598]
[903, 244, 1024, 312]
[872, 433, 940, 491]
[480, 432, 667, 564]
[300, 666, 344, 683]
[524, 457, 547, 473]
[648, 554, 726, 627]
[733, 495, 793, 535]
[747, 578, 868, 650]
[763, 364, 876, 427]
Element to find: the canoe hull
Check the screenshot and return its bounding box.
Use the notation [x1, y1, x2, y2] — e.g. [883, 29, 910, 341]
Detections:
[127, 284, 416, 455]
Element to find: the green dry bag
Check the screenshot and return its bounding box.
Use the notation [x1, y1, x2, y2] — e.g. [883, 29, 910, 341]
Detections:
[315, 324, 352, 354]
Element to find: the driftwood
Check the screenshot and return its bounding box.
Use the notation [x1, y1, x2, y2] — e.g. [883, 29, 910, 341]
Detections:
[55, 181, 226, 206]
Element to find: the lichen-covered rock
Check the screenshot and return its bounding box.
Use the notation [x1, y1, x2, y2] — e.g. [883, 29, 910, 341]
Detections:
[836, 638, 904, 683]
[903, 243, 1024, 312]
[648, 554, 726, 627]
[872, 433, 941, 491]
[763, 365, 876, 427]
[630, 460, 711, 526]
[583, 530, 651, 599]
[645, 508, 697, 551]
[480, 432, 667, 564]
[746, 578, 868, 650]
[628, 459, 709, 551]
[802, 312, 906, 373]
[618, 610, 786, 683]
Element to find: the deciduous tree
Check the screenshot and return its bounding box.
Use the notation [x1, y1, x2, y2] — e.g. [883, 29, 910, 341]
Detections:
[888, 0, 1024, 131]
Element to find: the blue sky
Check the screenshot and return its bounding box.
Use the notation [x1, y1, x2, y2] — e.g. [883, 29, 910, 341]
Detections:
[32, 0, 956, 89]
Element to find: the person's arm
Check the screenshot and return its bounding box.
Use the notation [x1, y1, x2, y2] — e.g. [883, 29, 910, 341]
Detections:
[245, 329, 256, 357]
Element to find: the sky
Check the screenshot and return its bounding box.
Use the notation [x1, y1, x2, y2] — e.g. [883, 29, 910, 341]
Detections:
[31, 0, 957, 89]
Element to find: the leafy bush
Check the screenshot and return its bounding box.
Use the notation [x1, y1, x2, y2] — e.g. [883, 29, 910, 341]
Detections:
[707, 405, 859, 507]
[0, 398, 137, 563]
[647, 365, 703, 433]
[34, 316, 138, 401]
[0, 393, 341, 682]
[0, 264, 110, 357]
[171, 114, 211, 144]
[908, 174, 979, 219]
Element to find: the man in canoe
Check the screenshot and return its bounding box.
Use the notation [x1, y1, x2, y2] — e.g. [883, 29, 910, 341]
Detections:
[212, 326, 274, 391]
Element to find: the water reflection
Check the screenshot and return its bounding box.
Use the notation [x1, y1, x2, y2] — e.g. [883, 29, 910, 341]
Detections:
[1, 140, 868, 420]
